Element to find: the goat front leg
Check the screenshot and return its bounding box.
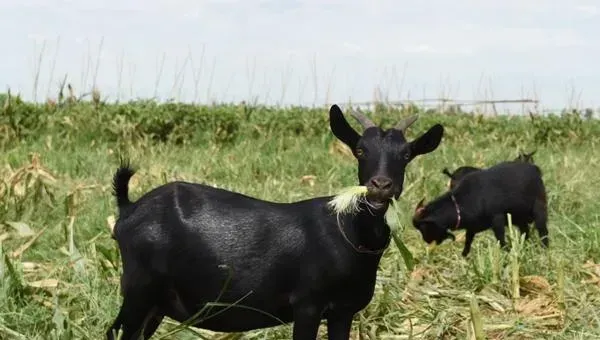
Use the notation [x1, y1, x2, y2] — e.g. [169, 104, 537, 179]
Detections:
[462, 229, 476, 257]
[292, 303, 323, 340]
[491, 214, 508, 250]
[533, 198, 549, 247]
[108, 285, 163, 340]
[326, 311, 354, 340]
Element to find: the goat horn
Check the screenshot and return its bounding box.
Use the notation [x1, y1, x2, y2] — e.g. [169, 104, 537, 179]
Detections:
[350, 108, 376, 130]
[395, 115, 419, 133]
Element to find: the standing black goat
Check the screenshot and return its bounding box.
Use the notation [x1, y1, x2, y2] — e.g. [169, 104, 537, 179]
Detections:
[413, 161, 549, 257]
[106, 104, 444, 340]
[442, 149, 537, 190]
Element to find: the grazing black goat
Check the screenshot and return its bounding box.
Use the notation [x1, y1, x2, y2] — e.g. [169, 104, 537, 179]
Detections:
[442, 149, 537, 190]
[106, 104, 444, 340]
[413, 161, 548, 257]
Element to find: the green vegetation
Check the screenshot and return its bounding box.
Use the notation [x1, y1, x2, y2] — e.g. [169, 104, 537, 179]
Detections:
[1, 93, 600, 339]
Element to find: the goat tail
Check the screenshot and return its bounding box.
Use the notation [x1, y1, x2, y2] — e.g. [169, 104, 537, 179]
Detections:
[441, 168, 454, 179]
[112, 157, 136, 210]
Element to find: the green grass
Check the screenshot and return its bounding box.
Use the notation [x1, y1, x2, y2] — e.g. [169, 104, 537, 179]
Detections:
[1, 98, 600, 339]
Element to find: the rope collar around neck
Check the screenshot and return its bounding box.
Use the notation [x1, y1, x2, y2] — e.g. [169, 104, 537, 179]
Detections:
[450, 194, 461, 230]
[336, 213, 391, 255]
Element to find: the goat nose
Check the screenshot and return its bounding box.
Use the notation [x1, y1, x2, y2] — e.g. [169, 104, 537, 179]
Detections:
[370, 176, 392, 190]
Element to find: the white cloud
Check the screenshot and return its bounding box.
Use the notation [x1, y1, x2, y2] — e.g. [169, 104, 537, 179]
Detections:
[574, 5, 598, 16]
[403, 44, 474, 55]
[341, 42, 362, 53]
[0, 0, 599, 109]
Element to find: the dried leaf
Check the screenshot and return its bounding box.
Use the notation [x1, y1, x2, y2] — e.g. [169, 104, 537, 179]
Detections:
[454, 231, 467, 243]
[407, 267, 429, 289]
[11, 225, 48, 258]
[581, 260, 600, 286]
[4, 221, 35, 237]
[515, 295, 558, 317]
[520, 275, 552, 295]
[0, 233, 10, 242]
[28, 279, 59, 289]
[107, 215, 116, 235]
[329, 140, 354, 159]
[399, 318, 429, 336]
[32, 295, 54, 308]
[36, 168, 57, 184]
[300, 175, 316, 187]
[478, 286, 511, 313]
[22, 262, 42, 272]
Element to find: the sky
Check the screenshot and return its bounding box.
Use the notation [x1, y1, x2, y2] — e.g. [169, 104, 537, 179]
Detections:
[1, 0, 600, 113]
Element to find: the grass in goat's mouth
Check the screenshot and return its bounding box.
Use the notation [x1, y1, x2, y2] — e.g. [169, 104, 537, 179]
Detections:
[327, 185, 393, 214]
[327, 185, 396, 222]
[327, 185, 370, 215]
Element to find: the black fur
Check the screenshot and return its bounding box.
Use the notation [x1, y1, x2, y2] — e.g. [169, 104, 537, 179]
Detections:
[415, 161, 549, 257]
[106, 104, 444, 340]
[441, 166, 480, 190]
[442, 149, 537, 190]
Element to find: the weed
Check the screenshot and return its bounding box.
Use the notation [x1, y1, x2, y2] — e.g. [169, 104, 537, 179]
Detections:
[0, 100, 599, 339]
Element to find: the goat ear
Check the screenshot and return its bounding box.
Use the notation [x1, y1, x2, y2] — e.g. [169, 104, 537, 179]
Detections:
[409, 124, 444, 159]
[329, 104, 360, 151]
[442, 168, 453, 179]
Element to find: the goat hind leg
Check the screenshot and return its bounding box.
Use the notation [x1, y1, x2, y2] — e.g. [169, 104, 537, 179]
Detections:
[106, 309, 124, 340]
[109, 286, 164, 340]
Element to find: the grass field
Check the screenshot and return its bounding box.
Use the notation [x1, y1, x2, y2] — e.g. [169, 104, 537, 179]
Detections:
[1, 96, 600, 339]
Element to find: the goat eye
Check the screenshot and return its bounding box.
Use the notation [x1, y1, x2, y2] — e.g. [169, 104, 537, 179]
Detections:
[403, 152, 410, 160]
[356, 148, 365, 157]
